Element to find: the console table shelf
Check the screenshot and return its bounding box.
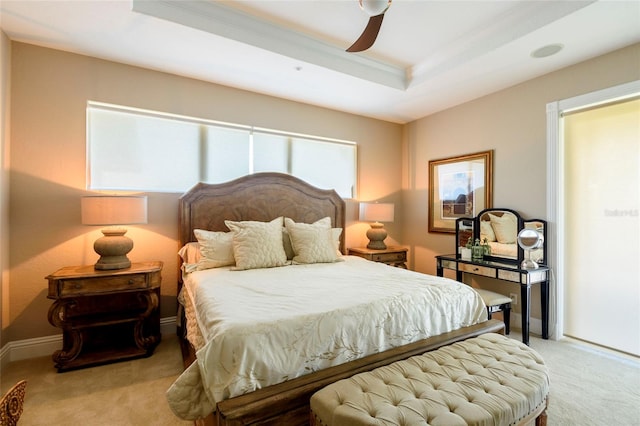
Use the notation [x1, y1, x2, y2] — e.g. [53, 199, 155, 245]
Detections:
[435, 254, 549, 345]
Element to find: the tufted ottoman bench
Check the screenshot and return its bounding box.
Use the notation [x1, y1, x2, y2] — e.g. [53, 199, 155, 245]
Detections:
[310, 333, 549, 426]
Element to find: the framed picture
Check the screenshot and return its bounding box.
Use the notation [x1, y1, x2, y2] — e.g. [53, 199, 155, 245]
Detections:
[428, 150, 493, 233]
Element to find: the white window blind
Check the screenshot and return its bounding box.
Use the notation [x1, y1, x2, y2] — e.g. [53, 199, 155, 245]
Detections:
[87, 102, 357, 198]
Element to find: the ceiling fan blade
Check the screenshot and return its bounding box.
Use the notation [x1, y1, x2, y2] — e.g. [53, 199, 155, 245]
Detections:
[346, 13, 385, 52]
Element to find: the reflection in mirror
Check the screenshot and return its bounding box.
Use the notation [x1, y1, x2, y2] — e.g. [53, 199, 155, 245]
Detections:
[478, 210, 519, 260]
[523, 220, 546, 265]
[455, 208, 547, 265]
[456, 218, 474, 259]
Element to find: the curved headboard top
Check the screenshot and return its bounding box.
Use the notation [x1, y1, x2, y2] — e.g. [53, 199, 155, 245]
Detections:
[179, 172, 346, 253]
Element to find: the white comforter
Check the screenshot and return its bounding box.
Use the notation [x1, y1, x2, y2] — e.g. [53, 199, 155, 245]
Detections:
[167, 256, 487, 420]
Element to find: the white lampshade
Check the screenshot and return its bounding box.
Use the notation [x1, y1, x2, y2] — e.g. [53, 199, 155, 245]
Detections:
[81, 195, 147, 270]
[359, 202, 394, 223]
[81, 196, 147, 225]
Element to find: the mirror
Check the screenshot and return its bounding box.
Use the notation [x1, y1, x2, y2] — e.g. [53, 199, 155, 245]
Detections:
[518, 228, 544, 269]
[455, 208, 547, 265]
[455, 217, 474, 259]
[478, 209, 520, 261]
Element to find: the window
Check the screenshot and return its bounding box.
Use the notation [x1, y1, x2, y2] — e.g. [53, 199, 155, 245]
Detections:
[87, 102, 357, 198]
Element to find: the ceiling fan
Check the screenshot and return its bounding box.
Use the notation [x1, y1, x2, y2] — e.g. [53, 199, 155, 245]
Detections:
[347, 0, 392, 52]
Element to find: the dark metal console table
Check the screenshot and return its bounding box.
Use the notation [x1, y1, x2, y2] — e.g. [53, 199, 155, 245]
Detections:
[435, 254, 549, 345]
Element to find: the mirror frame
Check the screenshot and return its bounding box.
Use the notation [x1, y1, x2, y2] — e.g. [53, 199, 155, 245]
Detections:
[455, 208, 547, 265]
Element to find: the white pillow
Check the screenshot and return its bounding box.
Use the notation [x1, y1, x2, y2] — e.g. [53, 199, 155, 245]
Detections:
[489, 213, 517, 244]
[282, 217, 333, 259]
[283, 228, 296, 260]
[331, 228, 343, 255]
[284, 227, 343, 258]
[480, 220, 496, 242]
[225, 217, 288, 270]
[193, 229, 235, 270]
[178, 241, 202, 265]
[284, 217, 342, 264]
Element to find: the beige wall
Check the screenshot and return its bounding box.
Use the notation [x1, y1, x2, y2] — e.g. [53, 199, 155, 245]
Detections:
[403, 43, 640, 321]
[1, 31, 11, 347]
[7, 42, 403, 341]
[5, 39, 639, 343]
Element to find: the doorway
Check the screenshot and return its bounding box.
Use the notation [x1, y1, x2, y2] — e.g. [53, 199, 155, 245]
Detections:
[547, 81, 640, 356]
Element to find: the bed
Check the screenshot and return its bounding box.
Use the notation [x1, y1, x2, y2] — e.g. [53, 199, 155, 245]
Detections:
[166, 172, 504, 426]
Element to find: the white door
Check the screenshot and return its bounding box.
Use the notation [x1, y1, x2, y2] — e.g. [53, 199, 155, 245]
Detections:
[562, 98, 639, 356]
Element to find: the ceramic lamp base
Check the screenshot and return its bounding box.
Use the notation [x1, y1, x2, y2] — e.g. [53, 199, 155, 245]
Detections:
[366, 222, 388, 250]
[93, 228, 133, 270]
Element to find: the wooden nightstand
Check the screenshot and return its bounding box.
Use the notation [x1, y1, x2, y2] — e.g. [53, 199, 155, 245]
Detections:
[46, 261, 162, 372]
[348, 246, 408, 268]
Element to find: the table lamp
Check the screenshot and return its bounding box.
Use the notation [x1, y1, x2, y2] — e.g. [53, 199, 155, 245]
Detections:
[81, 195, 148, 270]
[359, 202, 394, 250]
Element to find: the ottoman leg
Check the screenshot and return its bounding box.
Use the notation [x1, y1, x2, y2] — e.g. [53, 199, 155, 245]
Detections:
[535, 397, 549, 426]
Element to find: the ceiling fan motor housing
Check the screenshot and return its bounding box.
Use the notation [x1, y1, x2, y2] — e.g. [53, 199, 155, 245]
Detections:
[360, 0, 391, 17]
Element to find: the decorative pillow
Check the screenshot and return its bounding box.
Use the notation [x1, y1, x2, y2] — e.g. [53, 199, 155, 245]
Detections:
[283, 228, 295, 260]
[178, 242, 202, 265]
[332, 228, 343, 255]
[282, 217, 333, 260]
[193, 229, 235, 270]
[286, 226, 343, 257]
[225, 217, 287, 270]
[489, 213, 517, 244]
[479, 220, 497, 242]
[284, 217, 342, 264]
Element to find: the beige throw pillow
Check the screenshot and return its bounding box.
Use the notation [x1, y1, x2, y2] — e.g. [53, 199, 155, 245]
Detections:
[480, 220, 497, 242]
[282, 217, 332, 260]
[284, 217, 341, 264]
[225, 217, 287, 270]
[489, 213, 517, 244]
[193, 229, 235, 270]
[178, 241, 202, 265]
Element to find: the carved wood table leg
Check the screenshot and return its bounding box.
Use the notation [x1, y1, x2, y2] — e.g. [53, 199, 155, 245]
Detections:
[48, 299, 84, 367]
[134, 291, 160, 352]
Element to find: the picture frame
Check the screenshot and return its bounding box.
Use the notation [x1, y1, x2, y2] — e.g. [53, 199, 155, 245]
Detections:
[428, 150, 493, 233]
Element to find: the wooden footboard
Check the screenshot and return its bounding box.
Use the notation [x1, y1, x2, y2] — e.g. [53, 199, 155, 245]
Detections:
[180, 319, 505, 426]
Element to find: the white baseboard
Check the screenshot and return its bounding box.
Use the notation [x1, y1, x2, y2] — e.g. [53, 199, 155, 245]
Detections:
[507, 313, 543, 337]
[0, 316, 177, 370]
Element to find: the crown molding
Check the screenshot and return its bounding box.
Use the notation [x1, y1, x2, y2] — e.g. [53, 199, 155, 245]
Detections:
[132, 0, 407, 90]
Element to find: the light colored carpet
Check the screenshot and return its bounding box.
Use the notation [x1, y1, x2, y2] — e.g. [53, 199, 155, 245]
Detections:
[1, 331, 639, 425]
[1, 333, 191, 425]
[513, 331, 640, 425]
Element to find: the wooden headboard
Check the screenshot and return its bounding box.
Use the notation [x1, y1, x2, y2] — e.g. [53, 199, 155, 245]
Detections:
[179, 172, 346, 253]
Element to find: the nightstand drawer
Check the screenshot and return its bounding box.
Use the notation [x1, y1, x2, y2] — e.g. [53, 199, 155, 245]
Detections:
[371, 251, 407, 263]
[459, 263, 496, 278]
[59, 273, 148, 296]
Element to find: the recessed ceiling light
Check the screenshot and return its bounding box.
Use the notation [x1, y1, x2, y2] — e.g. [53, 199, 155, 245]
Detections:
[531, 44, 564, 58]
